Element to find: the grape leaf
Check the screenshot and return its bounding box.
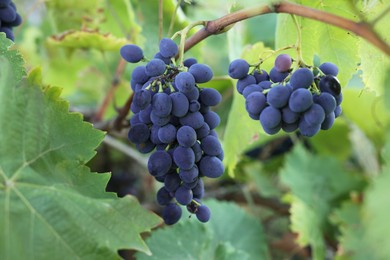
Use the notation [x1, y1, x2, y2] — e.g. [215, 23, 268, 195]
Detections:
[0, 34, 25, 82]
[136, 200, 270, 260]
[0, 59, 160, 259]
[280, 145, 363, 259]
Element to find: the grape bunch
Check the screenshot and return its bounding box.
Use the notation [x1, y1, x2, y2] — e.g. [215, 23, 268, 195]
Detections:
[228, 54, 343, 137]
[0, 0, 22, 41]
[121, 38, 224, 225]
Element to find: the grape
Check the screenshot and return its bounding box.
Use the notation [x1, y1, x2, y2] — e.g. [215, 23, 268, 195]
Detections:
[150, 125, 162, 145]
[131, 66, 149, 84]
[282, 106, 300, 124]
[184, 57, 198, 68]
[201, 135, 222, 156]
[162, 203, 182, 225]
[203, 111, 220, 130]
[253, 69, 270, 83]
[258, 80, 272, 90]
[289, 68, 314, 90]
[0, 0, 11, 7]
[299, 119, 320, 137]
[319, 75, 341, 96]
[260, 106, 281, 129]
[189, 100, 201, 112]
[173, 146, 195, 170]
[175, 72, 196, 93]
[199, 156, 224, 178]
[335, 105, 342, 117]
[156, 187, 173, 206]
[319, 62, 338, 76]
[195, 123, 210, 140]
[242, 84, 263, 98]
[282, 122, 298, 133]
[314, 92, 336, 115]
[192, 179, 204, 199]
[274, 54, 292, 72]
[196, 205, 211, 223]
[150, 110, 171, 126]
[289, 88, 313, 113]
[5, 13, 22, 27]
[179, 165, 199, 183]
[147, 150, 172, 177]
[128, 123, 150, 144]
[159, 38, 178, 58]
[134, 89, 152, 110]
[303, 104, 325, 126]
[192, 142, 203, 162]
[120, 44, 144, 63]
[177, 126, 197, 147]
[0, 26, 13, 41]
[139, 105, 152, 124]
[267, 85, 292, 108]
[154, 52, 172, 64]
[0, 5, 16, 22]
[245, 92, 266, 115]
[175, 186, 193, 205]
[136, 141, 156, 154]
[262, 124, 281, 135]
[228, 59, 249, 79]
[335, 92, 343, 106]
[189, 64, 213, 83]
[183, 86, 200, 101]
[199, 88, 222, 106]
[321, 112, 335, 130]
[236, 75, 256, 94]
[170, 92, 189, 117]
[182, 178, 199, 189]
[164, 172, 182, 192]
[158, 124, 177, 144]
[145, 58, 166, 77]
[130, 102, 141, 113]
[179, 112, 204, 129]
[152, 93, 172, 117]
[269, 67, 289, 83]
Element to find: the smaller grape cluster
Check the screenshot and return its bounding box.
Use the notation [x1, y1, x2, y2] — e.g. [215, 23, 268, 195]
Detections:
[0, 0, 22, 41]
[228, 54, 343, 137]
[121, 38, 224, 225]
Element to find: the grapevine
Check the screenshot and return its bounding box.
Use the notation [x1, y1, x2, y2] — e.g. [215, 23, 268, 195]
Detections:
[0, 0, 22, 41]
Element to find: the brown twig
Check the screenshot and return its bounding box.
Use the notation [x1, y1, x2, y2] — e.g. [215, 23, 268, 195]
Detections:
[184, 1, 390, 56]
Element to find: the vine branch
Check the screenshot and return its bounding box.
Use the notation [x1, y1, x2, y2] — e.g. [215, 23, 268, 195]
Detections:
[184, 1, 390, 56]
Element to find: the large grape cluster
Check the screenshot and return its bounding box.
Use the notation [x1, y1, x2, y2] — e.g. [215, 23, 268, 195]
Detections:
[0, 0, 22, 41]
[121, 38, 224, 225]
[228, 54, 343, 137]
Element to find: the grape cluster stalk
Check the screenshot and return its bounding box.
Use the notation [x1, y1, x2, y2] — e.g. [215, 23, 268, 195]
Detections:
[229, 54, 343, 137]
[121, 38, 224, 225]
[0, 0, 22, 41]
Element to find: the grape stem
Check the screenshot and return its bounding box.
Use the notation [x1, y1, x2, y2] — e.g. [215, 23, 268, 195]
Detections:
[290, 15, 307, 68]
[183, 1, 390, 56]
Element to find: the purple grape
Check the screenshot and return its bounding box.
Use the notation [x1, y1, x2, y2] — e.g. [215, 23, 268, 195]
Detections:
[134, 89, 152, 110]
[150, 110, 171, 126]
[269, 67, 289, 83]
[289, 88, 313, 113]
[282, 122, 298, 133]
[139, 105, 152, 124]
[158, 124, 177, 144]
[173, 146, 195, 170]
[175, 186, 193, 205]
[290, 68, 314, 90]
[319, 75, 341, 96]
[267, 85, 292, 108]
[170, 92, 189, 117]
[179, 112, 204, 129]
[299, 119, 320, 137]
[236, 75, 256, 94]
[128, 123, 150, 144]
[201, 135, 222, 156]
[192, 179, 204, 199]
[274, 54, 292, 72]
[245, 92, 266, 115]
[242, 84, 263, 98]
[260, 106, 281, 129]
[189, 100, 201, 112]
[159, 38, 178, 58]
[258, 80, 272, 90]
[120, 44, 144, 63]
[0, 5, 16, 23]
[136, 141, 156, 154]
[189, 64, 213, 83]
[303, 104, 325, 126]
[335, 105, 342, 117]
[321, 112, 335, 130]
[179, 165, 199, 183]
[196, 205, 211, 223]
[162, 203, 182, 225]
[192, 142, 203, 162]
[154, 52, 172, 64]
[282, 106, 300, 124]
[228, 59, 249, 79]
[199, 156, 224, 178]
[131, 66, 149, 84]
[253, 69, 269, 83]
[319, 62, 338, 76]
[262, 124, 281, 135]
[147, 150, 172, 177]
[164, 172, 182, 192]
[199, 88, 222, 106]
[145, 58, 166, 77]
[156, 187, 173, 206]
[314, 92, 336, 115]
[184, 57, 198, 68]
[203, 111, 220, 130]
[177, 126, 197, 147]
[175, 72, 196, 93]
[196, 123, 210, 140]
[152, 93, 172, 117]
[0, 26, 13, 41]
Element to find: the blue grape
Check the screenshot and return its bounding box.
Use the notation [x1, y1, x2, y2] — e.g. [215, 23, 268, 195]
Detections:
[175, 186, 193, 205]
[228, 59, 249, 79]
[173, 146, 195, 170]
[134, 89, 152, 110]
[139, 105, 152, 124]
[313, 92, 336, 115]
[183, 86, 200, 101]
[319, 62, 338, 76]
[179, 165, 199, 183]
[199, 88, 222, 106]
[159, 38, 178, 58]
[335, 92, 343, 106]
[175, 72, 196, 93]
[267, 84, 292, 108]
[319, 75, 341, 96]
[242, 84, 263, 98]
[150, 125, 163, 145]
[262, 124, 281, 135]
[164, 172, 182, 192]
[152, 93, 172, 117]
[258, 80, 272, 90]
[269, 67, 289, 83]
[0, 4, 16, 23]
[158, 124, 177, 144]
[203, 111, 220, 130]
[189, 64, 213, 83]
[335, 105, 342, 117]
[182, 178, 199, 190]
[150, 110, 171, 126]
[179, 112, 204, 129]
[245, 92, 266, 115]
[201, 135, 222, 156]
[321, 112, 335, 130]
[130, 113, 141, 125]
[196, 205, 211, 223]
[147, 150, 172, 177]
[189, 100, 201, 112]
[303, 104, 325, 126]
[299, 119, 320, 137]
[282, 122, 298, 133]
[177, 126, 197, 147]
[0, 26, 13, 40]
[136, 141, 156, 154]
[289, 88, 313, 112]
[120, 44, 144, 63]
[170, 92, 189, 117]
[192, 142, 203, 162]
[192, 178, 204, 199]
[154, 52, 172, 64]
[184, 57, 198, 68]
[162, 203, 182, 225]
[289, 68, 314, 90]
[131, 66, 149, 84]
[128, 123, 150, 144]
[281, 106, 300, 124]
[260, 106, 281, 129]
[236, 75, 256, 94]
[130, 102, 141, 113]
[199, 156, 224, 178]
[5, 12, 22, 27]
[145, 58, 166, 77]
[196, 123, 210, 140]
[253, 69, 270, 83]
[156, 187, 173, 206]
[274, 54, 292, 72]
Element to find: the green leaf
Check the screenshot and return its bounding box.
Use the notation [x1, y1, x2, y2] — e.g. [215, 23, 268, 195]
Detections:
[0, 34, 25, 82]
[276, 0, 360, 86]
[47, 30, 129, 52]
[0, 60, 160, 259]
[137, 200, 270, 260]
[280, 145, 363, 260]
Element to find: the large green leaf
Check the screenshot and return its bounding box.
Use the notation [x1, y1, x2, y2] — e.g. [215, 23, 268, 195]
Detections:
[0, 53, 160, 258]
[136, 200, 270, 260]
[275, 0, 360, 86]
[0, 34, 25, 82]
